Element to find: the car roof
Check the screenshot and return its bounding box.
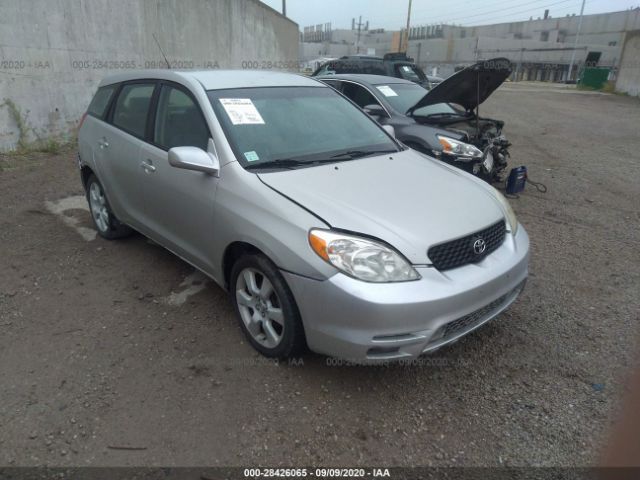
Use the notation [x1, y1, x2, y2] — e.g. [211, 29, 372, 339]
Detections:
[338, 55, 384, 61]
[98, 69, 325, 90]
[316, 74, 416, 86]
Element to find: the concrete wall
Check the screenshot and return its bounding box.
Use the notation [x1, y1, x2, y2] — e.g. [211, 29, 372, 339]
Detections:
[0, 0, 299, 151]
[616, 30, 640, 96]
[301, 42, 351, 62]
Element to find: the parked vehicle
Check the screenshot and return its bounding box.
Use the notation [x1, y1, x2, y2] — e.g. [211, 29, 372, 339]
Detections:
[78, 69, 528, 362]
[427, 74, 444, 87]
[312, 53, 441, 89]
[317, 58, 513, 182]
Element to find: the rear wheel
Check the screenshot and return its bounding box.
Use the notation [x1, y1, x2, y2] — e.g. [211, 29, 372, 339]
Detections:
[86, 175, 132, 240]
[230, 254, 306, 358]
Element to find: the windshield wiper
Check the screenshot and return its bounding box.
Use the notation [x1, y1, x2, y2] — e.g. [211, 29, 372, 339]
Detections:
[244, 158, 307, 170]
[329, 149, 398, 160]
[245, 150, 398, 171]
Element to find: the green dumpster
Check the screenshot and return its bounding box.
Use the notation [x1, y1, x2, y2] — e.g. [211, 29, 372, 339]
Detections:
[578, 67, 610, 89]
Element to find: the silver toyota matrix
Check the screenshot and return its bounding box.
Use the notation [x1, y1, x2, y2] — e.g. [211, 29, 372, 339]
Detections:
[77, 70, 529, 363]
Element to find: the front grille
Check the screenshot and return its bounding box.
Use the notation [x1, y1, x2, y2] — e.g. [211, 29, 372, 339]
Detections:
[427, 220, 506, 271]
[429, 279, 526, 347]
[443, 289, 511, 339]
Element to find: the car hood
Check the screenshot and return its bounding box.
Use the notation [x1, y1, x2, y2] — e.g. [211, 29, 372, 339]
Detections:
[407, 57, 512, 114]
[258, 149, 504, 265]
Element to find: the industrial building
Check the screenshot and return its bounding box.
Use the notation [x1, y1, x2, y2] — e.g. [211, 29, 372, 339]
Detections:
[301, 8, 640, 89]
[300, 22, 396, 69]
[400, 8, 640, 81]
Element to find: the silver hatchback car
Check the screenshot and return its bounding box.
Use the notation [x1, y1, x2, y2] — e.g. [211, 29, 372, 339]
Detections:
[78, 70, 529, 362]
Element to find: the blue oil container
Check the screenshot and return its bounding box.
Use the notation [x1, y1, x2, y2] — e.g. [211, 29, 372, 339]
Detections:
[506, 166, 527, 195]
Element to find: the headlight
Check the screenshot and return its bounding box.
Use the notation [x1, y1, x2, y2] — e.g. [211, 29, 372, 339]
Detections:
[491, 188, 518, 235]
[437, 135, 483, 160]
[309, 229, 420, 282]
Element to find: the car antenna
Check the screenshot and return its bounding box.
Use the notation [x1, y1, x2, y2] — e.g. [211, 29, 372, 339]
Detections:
[152, 33, 171, 69]
[475, 67, 480, 139]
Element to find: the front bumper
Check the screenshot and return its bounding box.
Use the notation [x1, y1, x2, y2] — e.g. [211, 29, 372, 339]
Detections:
[283, 226, 529, 363]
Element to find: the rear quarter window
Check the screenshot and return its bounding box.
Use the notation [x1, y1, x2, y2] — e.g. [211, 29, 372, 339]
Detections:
[87, 85, 117, 119]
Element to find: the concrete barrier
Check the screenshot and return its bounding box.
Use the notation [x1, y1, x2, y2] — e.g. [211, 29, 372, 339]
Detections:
[616, 30, 640, 96]
[0, 0, 299, 151]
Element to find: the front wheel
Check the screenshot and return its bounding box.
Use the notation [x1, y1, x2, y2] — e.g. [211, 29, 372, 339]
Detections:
[230, 254, 306, 358]
[86, 175, 133, 240]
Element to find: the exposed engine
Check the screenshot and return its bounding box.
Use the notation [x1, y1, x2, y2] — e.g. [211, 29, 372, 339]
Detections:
[425, 116, 511, 182]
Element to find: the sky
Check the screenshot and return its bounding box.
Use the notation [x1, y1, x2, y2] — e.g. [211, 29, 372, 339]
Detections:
[260, 0, 639, 30]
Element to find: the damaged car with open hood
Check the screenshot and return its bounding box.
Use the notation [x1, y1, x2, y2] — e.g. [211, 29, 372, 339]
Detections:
[317, 58, 513, 182]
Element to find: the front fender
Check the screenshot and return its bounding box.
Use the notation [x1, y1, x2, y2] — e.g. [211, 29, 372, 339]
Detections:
[211, 162, 338, 283]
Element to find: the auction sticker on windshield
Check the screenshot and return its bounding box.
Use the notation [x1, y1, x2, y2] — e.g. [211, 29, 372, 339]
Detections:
[244, 151, 260, 162]
[219, 98, 265, 125]
[376, 85, 398, 97]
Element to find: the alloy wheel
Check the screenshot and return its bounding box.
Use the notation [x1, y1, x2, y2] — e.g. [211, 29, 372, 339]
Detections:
[235, 268, 285, 348]
[88, 181, 109, 233]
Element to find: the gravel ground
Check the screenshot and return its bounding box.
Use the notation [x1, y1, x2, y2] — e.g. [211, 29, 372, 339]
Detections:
[0, 83, 639, 468]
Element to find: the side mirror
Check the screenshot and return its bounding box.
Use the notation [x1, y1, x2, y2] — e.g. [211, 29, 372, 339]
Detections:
[382, 125, 396, 138]
[364, 104, 387, 118]
[168, 146, 220, 176]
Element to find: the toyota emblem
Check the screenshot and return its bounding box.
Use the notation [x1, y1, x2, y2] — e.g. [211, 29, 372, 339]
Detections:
[472, 237, 487, 255]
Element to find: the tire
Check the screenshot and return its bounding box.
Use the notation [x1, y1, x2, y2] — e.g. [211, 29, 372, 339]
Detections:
[85, 174, 133, 240]
[230, 253, 306, 358]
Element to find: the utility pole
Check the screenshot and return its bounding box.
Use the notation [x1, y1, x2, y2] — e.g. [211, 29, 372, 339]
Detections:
[404, 0, 413, 53]
[354, 16, 366, 54]
[282, 0, 286, 16]
[567, 0, 586, 82]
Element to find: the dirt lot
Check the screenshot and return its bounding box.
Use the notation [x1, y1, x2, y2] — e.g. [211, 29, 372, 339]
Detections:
[1, 83, 639, 468]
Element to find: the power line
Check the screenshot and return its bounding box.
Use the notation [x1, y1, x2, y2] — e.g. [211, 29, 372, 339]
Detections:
[458, 0, 590, 25]
[422, 0, 577, 26]
[411, 0, 554, 19]
[410, 0, 574, 24]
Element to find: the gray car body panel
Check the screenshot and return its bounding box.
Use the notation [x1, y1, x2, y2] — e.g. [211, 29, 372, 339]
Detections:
[78, 69, 528, 361]
[258, 149, 504, 265]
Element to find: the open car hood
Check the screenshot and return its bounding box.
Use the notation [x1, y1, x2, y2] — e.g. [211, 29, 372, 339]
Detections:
[407, 57, 512, 114]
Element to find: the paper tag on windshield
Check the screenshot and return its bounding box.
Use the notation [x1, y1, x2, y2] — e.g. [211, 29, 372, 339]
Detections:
[219, 98, 265, 125]
[244, 151, 260, 162]
[376, 86, 398, 97]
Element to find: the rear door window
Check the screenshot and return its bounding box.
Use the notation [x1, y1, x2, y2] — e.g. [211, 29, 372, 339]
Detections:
[112, 83, 155, 138]
[87, 85, 117, 119]
[341, 82, 380, 109]
[153, 85, 209, 151]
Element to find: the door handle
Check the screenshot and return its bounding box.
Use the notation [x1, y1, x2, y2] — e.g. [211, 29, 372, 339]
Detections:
[141, 160, 156, 173]
[98, 138, 109, 149]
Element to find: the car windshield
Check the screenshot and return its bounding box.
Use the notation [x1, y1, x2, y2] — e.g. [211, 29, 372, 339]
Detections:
[395, 64, 426, 82]
[208, 86, 398, 169]
[375, 83, 460, 117]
